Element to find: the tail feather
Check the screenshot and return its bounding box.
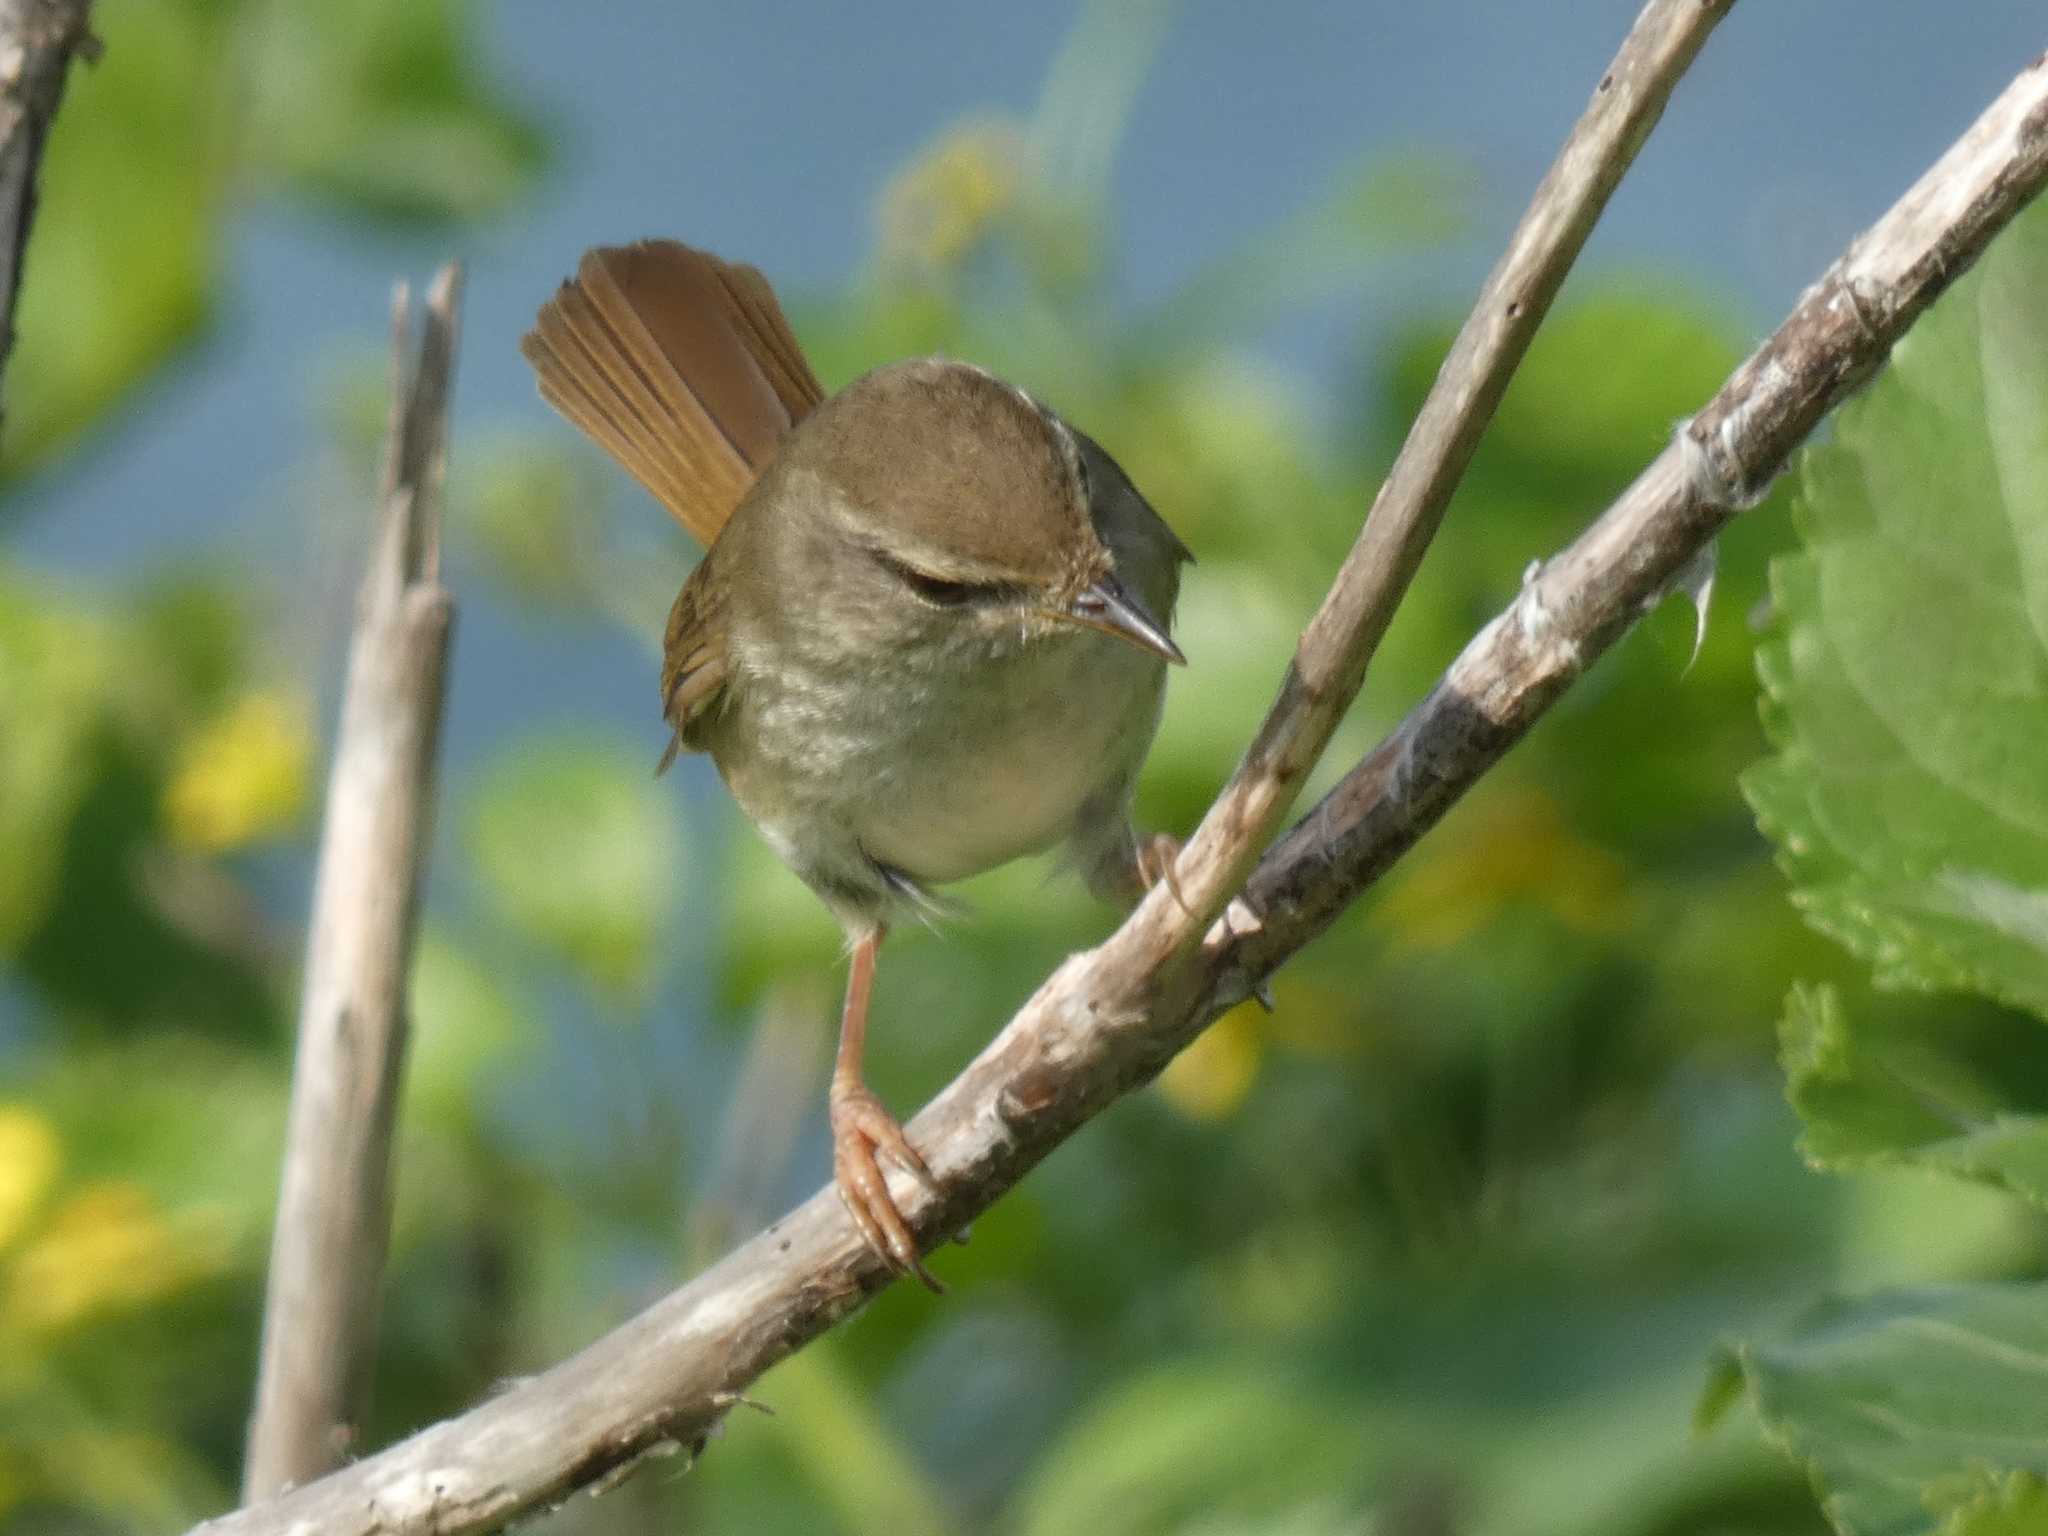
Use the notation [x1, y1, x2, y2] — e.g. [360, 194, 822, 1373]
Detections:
[522, 240, 825, 545]
[528, 291, 701, 515]
[560, 275, 751, 512]
[716, 262, 820, 411]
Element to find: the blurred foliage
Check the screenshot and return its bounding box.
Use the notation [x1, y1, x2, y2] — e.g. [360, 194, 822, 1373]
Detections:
[1724, 198, 2048, 1534]
[3, 0, 540, 484]
[3, 5, 2042, 1536]
[467, 739, 683, 1005]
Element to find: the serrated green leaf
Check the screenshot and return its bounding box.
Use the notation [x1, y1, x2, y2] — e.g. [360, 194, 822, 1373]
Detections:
[1748, 195, 2048, 1022]
[1731, 1284, 2048, 1536]
[1777, 982, 2048, 1206]
[1938, 1469, 2048, 1536]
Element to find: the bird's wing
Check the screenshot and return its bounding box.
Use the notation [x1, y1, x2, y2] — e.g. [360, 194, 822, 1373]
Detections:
[522, 240, 826, 546]
[656, 551, 732, 770]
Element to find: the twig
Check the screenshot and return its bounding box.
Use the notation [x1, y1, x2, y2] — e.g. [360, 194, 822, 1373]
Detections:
[1210, 44, 2048, 1005]
[240, 265, 464, 1502]
[0, 0, 97, 421]
[1140, 0, 1735, 954]
[192, 41, 2048, 1536]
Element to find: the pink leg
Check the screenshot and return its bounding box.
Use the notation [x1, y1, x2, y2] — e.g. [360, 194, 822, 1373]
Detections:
[828, 928, 943, 1292]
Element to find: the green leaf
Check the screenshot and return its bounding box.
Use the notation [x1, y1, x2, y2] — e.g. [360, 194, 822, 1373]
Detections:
[467, 738, 683, 1003]
[1939, 1470, 2048, 1536]
[1397, 288, 1741, 493]
[456, 439, 609, 611]
[1747, 196, 2048, 1023]
[1737, 197, 2048, 1536]
[1778, 982, 2048, 1207]
[241, 0, 545, 223]
[1728, 1284, 2048, 1536]
[757, 1348, 956, 1536]
[2, 0, 541, 485]
[22, 1037, 288, 1251]
[3, 0, 216, 478]
[403, 930, 531, 1128]
[0, 571, 118, 949]
[1012, 1362, 1367, 1536]
[1747, 192, 2048, 1223]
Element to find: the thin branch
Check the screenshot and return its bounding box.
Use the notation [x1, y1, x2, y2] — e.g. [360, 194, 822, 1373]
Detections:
[194, 42, 2048, 1536]
[241, 265, 464, 1502]
[1209, 45, 2048, 1005]
[1150, 0, 1734, 947]
[0, 0, 97, 421]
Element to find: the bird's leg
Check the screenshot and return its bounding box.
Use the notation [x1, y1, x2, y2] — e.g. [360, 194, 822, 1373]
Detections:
[829, 926, 944, 1292]
[1131, 834, 1277, 1007]
[1133, 830, 1188, 914]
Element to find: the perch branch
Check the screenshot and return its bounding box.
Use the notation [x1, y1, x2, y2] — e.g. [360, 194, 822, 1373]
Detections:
[0, 0, 96, 419]
[1210, 44, 2048, 1002]
[193, 38, 2048, 1536]
[241, 266, 464, 1501]
[1139, 0, 1734, 960]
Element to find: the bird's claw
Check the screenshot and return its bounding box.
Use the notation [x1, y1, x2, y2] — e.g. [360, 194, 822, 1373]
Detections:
[830, 1084, 945, 1293]
[1136, 831, 1189, 915]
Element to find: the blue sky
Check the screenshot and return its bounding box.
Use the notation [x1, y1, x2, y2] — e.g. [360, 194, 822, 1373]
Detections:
[10, 0, 2042, 768]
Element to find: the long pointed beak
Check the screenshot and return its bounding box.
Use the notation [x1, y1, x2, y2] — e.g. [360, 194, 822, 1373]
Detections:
[1064, 574, 1186, 665]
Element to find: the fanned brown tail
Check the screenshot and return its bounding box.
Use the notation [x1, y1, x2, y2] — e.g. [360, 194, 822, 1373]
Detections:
[521, 240, 826, 545]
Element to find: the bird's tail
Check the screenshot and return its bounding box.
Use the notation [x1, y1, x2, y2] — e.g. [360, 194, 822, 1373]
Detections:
[521, 240, 824, 546]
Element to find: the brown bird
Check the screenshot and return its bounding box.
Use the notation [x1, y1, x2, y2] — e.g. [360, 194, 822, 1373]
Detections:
[522, 240, 1188, 1287]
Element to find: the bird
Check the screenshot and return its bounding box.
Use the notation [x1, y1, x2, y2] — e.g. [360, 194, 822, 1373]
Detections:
[522, 240, 1189, 1288]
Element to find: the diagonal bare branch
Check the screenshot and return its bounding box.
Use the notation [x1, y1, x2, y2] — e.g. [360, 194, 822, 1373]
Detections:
[1147, 0, 1735, 949]
[241, 265, 464, 1502]
[193, 38, 2048, 1536]
[1210, 45, 2048, 1005]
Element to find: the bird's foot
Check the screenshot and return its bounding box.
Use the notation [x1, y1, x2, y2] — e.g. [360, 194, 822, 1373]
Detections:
[1136, 830, 1189, 914]
[830, 1082, 944, 1293]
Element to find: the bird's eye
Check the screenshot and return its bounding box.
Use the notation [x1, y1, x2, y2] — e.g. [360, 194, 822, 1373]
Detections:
[899, 567, 980, 606]
[870, 550, 1002, 607]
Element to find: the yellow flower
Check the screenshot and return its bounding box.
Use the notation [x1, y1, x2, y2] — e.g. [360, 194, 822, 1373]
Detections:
[879, 120, 1021, 272]
[1378, 784, 1631, 951]
[0, 1107, 59, 1252]
[1158, 1001, 1264, 1122]
[162, 689, 312, 852]
[5, 1181, 222, 1334]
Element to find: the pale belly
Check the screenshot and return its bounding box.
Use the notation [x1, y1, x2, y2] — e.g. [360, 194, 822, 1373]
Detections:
[856, 669, 1136, 881]
[711, 626, 1164, 903]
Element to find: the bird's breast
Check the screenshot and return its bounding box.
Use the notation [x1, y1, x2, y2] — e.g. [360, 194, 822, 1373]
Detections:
[712, 622, 1166, 894]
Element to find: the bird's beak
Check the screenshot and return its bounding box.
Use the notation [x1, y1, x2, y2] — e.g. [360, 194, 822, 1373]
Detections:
[1063, 574, 1186, 665]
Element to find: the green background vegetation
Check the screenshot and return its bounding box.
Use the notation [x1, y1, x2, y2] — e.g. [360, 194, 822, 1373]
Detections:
[2, 3, 2044, 1533]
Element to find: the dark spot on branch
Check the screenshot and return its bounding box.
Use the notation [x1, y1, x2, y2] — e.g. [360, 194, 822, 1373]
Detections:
[999, 1064, 1061, 1123]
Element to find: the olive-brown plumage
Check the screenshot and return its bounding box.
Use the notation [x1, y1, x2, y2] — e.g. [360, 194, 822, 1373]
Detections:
[524, 240, 1189, 1286]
